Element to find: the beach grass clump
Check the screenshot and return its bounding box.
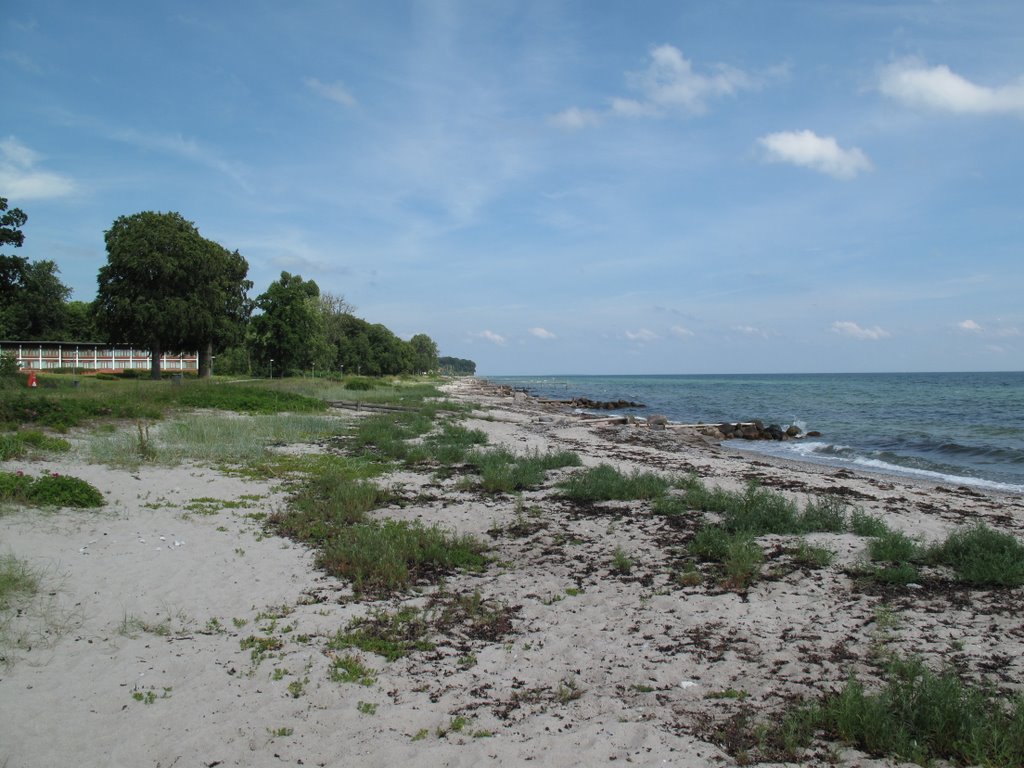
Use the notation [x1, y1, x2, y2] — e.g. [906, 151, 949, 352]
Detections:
[466, 448, 582, 494]
[0, 471, 104, 508]
[0, 554, 40, 610]
[927, 524, 1024, 587]
[772, 655, 1024, 767]
[688, 526, 764, 588]
[678, 478, 855, 537]
[558, 463, 670, 502]
[350, 411, 436, 461]
[317, 520, 487, 594]
[0, 430, 71, 460]
[271, 475, 390, 543]
[722, 534, 764, 589]
[787, 539, 835, 569]
[406, 422, 489, 466]
[850, 509, 890, 538]
[798, 495, 850, 533]
[867, 528, 922, 563]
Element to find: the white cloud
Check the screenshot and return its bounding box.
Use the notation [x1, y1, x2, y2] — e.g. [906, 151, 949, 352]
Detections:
[995, 326, 1021, 338]
[624, 328, 659, 342]
[735, 325, 770, 339]
[551, 44, 756, 130]
[670, 325, 694, 338]
[758, 130, 872, 180]
[109, 127, 250, 190]
[880, 60, 1024, 115]
[548, 106, 601, 130]
[305, 77, 358, 108]
[832, 321, 890, 340]
[477, 330, 506, 345]
[958, 319, 983, 332]
[0, 136, 75, 199]
[626, 44, 752, 115]
[608, 97, 658, 118]
[529, 327, 556, 339]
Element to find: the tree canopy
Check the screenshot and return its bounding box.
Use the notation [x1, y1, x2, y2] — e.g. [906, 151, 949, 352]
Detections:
[0, 198, 74, 340]
[250, 271, 328, 376]
[95, 211, 250, 378]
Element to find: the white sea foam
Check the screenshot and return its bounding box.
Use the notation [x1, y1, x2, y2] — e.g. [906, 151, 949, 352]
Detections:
[733, 439, 1024, 495]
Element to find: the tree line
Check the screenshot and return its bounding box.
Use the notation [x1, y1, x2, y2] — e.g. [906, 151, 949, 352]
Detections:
[1, 199, 474, 379]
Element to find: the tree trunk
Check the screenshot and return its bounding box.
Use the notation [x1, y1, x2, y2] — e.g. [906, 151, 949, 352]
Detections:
[199, 340, 213, 378]
[150, 340, 162, 380]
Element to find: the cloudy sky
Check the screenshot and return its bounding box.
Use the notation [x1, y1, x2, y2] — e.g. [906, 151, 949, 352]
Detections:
[4, 0, 1022, 374]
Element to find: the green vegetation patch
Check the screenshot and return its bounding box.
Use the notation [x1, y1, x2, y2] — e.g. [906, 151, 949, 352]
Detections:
[271, 474, 390, 543]
[0, 554, 40, 609]
[768, 655, 1024, 767]
[558, 463, 669, 502]
[0, 430, 71, 460]
[467, 448, 582, 494]
[330, 591, 515, 661]
[926, 524, 1024, 587]
[317, 520, 487, 594]
[0, 471, 104, 508]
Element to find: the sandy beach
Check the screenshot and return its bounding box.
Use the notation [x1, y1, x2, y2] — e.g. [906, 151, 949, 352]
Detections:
[2, 378, 1023, 767]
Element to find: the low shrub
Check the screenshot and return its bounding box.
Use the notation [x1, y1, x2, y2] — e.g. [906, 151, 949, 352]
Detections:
[928, 524, 1024, 587]
[867, 528, 922, 563]
[850, 509, 890, 537]
[0, 471, 105, 508]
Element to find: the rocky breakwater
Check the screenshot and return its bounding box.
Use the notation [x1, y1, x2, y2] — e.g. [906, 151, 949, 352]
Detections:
[542, 397, 646, 411]
[715, 420, 821, 441]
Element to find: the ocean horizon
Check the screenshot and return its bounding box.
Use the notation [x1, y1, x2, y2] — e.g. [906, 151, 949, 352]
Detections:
[489, 371, 1024, 494]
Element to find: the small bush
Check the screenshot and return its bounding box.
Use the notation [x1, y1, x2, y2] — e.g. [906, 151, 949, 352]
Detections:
[870, 562, 920, 585]
[850, 509, 890, 537]
[867, 528, 922, 563]
[928, 524, 1024, 587]
[723, 534, 763, 589]
[798, 495, 849, 533]
[689, 525, 732, 561]
[344, 378, 375, 391]
[0, 471, 105, 508]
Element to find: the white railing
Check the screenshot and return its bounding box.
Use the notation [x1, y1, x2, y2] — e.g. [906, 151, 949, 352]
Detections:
[0, 342, 199, 372]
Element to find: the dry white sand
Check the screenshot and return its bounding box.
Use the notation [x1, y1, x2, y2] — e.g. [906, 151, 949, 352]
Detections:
[2, 379, 1023, 767]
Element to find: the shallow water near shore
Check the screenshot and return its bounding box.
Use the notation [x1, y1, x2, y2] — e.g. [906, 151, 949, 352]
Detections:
[492, 372, 1024, 493]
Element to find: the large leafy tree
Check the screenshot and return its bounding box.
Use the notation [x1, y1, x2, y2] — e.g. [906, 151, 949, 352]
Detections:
[251, 271, 329, 376]
[0, 198, 72, 340]
[95, 211, 250, 379]
[409, 333, 439, 373]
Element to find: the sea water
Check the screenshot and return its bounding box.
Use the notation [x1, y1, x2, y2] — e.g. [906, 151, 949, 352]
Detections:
[490, 372, 1024, 494]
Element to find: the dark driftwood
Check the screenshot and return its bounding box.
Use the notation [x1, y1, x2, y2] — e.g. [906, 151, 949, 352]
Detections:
[326, 400, 417, 413]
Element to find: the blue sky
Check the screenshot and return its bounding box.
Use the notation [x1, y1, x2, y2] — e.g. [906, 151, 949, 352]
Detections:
[4, 0, 1022, 375]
